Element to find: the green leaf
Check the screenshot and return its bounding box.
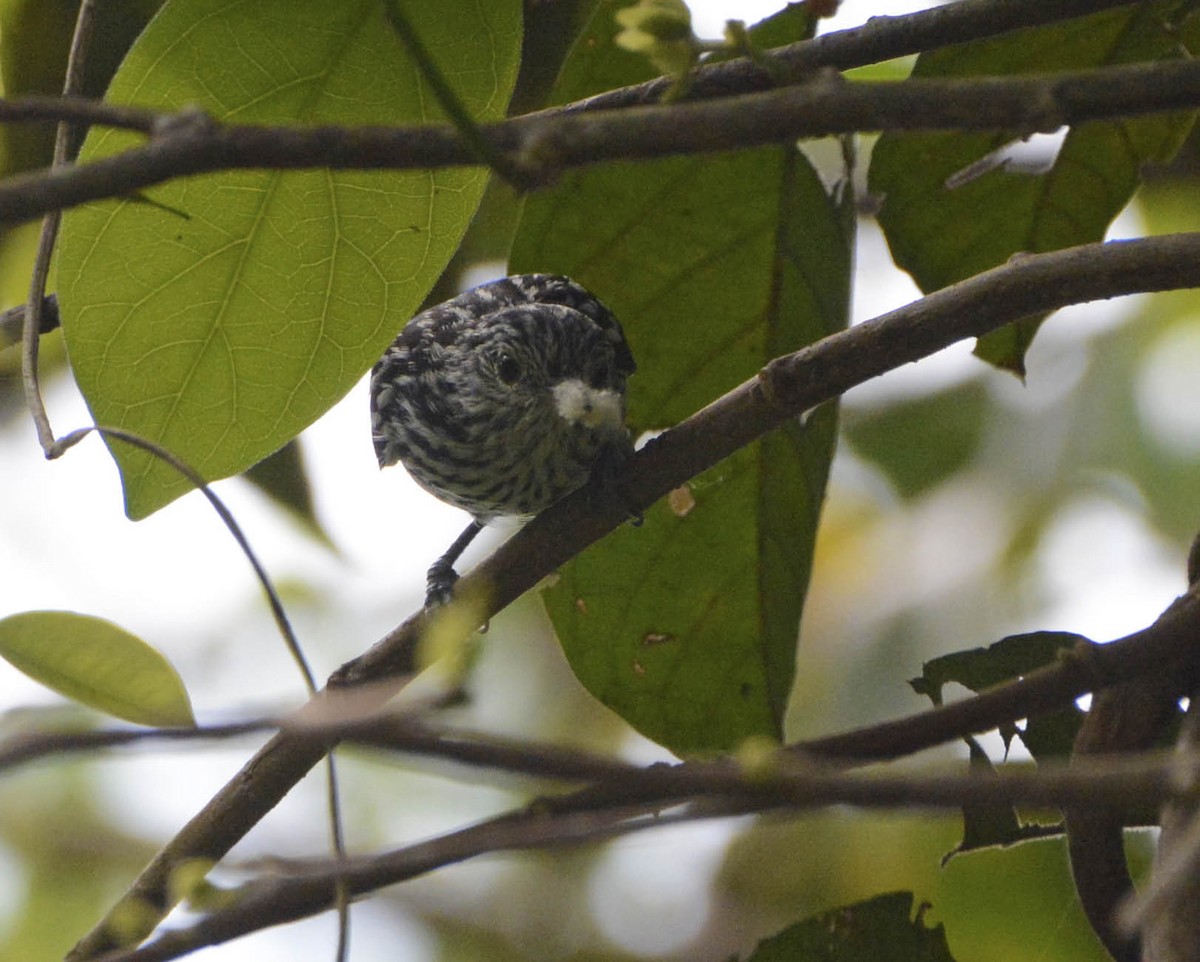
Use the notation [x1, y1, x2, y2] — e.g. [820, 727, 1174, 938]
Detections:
[869, 1, 1200, 375]
[57, 0, 522, 518]
[0, 0, 162, 175]
[0, 610, 194, 726]
[511, 4, 850, 755]
[843, 380, 987, 500]
[742, 891, 958, 962]
[910, 630, 1086, 760]
[242, 439, 335, 551]
[949, 737, 1060, 860]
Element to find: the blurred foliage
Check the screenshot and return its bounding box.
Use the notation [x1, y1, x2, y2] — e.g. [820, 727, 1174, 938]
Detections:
[842, 381, 987, 500]
[242, 440, 335, 551]
[0, 745, 160, 961]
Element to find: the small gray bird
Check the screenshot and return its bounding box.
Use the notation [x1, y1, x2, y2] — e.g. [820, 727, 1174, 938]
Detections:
[370, 274, 636, 606]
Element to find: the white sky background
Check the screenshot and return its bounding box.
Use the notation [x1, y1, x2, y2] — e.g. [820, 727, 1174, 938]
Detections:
[0, 1, 1190, 960]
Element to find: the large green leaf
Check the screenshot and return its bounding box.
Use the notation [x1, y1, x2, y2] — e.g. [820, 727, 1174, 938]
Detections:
[510, 3, 849, 755]
[0, 610, 193, 726]
[56, 0, 521, 518]
[870, 1, 1200, 375]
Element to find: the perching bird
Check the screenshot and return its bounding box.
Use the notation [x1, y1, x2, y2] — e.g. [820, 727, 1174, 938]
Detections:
[370, 274, 637, 607]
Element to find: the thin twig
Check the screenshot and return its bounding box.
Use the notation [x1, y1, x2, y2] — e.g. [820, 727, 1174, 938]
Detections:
[562, 0, 1145, 111]
[0, 93, 156, 131]
[0, 719, 276, 771]
[21, 0, 96, 452]
[85, 427, 353, 960]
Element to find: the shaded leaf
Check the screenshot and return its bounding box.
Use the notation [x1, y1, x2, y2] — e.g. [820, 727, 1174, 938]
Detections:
[949, 737, 1061, 861]
[870, 1, 1200, 375]
[743, 891, 957, 962]
[57, 0, 521, 518]
[0, 0, 162, 174]
[910, 630, 1086, 760]
[0, 610, 193, 726]
[843, 380, 987, 499]
[511, 3, 849, 754]
[242, 439, 335, 550]
[727, 3, 814, 47]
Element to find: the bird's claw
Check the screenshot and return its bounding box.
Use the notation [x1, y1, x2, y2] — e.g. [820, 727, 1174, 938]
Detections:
[425, 560, 459, 610]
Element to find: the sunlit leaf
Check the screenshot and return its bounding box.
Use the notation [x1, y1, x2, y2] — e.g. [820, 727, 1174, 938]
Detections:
[57, 0, 521, 518]
[511, 3, 849, 755]
[0, 610, 194, 726]
[870, 1, 1200, 375]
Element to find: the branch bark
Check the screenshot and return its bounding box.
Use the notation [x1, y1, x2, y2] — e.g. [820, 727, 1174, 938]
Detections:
[564, 0, 1145, 110]
[2, 56, 1200, 226]
[90, 741, 1192, 962]
[1134, 701, 1200, 961]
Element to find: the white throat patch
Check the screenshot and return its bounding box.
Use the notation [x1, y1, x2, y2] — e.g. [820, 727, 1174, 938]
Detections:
[552, 379, 624, 430]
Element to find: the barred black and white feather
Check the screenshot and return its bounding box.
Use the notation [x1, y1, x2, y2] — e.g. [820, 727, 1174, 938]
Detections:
[370, 274, 636, 524]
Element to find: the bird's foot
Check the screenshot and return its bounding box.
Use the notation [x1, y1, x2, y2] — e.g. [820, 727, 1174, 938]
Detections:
[425, 559, 459, 609]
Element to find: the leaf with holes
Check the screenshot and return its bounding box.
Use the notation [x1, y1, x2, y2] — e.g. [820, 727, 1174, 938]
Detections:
[57, 0, 521, 518]
[743, 891, 958, 962]
[910, 630, 1087, 758]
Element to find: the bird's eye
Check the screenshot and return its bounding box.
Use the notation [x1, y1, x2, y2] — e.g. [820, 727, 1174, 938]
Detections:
[588, 362, 611, 389]
[497, 354, 521, 385]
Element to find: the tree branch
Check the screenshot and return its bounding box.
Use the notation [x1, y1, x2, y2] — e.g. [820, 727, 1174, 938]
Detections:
[1128, 697, 1200, 960]
[2, 57, 1199, 226]
[92, 748, 1187, 962]
[564, 0, 1145, 110]
[66, 231, 1200, 960]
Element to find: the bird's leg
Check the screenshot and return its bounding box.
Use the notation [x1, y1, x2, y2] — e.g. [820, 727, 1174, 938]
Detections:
[426, 518, 485, 608]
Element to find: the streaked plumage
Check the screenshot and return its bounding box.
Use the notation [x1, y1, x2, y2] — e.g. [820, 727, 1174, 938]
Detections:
[369, 274, 636, 604]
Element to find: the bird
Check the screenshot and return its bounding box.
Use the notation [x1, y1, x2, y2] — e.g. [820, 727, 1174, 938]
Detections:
[369, 274, 637, 608]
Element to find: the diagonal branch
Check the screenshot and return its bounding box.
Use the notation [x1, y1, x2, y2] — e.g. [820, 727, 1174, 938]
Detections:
[67, 231, 1200, 960]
